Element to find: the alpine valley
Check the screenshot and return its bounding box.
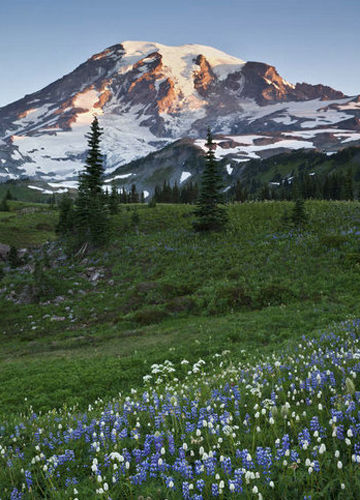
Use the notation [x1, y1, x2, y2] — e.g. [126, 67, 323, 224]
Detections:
[1, 40, 360, 195]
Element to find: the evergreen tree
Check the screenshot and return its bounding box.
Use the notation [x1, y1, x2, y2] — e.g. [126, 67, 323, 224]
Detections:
[130, 184, 139, 204]
[56, 194, 75, 236]
[0, 196, 9, 212]
[193, 129, 228, 231]
[343, 168, 354, 200]
[81, 116, 104, 196]
[8, 246, 20, 268]
[109, 185, 119, 214]
[234, 180, 248, 202]
[153, 185, 161, 203]
[119, 187, 128, 204]
[259, 183, 271, 201]
[172, 181, 180, 203]
[4, 189, 12, 201]
[291, 199, 308, 229]
[74, 117, 109, 246]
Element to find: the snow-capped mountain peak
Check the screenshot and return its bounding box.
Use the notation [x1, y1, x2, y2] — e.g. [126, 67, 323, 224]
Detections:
[0, 40, 359, 187]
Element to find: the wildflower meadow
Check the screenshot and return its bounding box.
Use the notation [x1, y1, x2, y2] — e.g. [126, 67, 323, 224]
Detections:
[2, 319, 360, 499]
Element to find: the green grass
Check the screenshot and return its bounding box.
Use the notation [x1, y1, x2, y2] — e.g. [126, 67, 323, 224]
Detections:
[0, 200, 57, 247]
[0, 181, 54, 203]
[0, 200, 360, 415]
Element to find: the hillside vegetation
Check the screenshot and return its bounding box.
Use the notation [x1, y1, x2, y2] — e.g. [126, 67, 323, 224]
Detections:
[1, 320, 360, 499]
[1, 200, 360, 498]
[0, 200, 57, 247]
[0, 200, 359, 416]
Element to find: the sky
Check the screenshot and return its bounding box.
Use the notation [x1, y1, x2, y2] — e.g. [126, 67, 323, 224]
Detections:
[0, 0, 359, 107]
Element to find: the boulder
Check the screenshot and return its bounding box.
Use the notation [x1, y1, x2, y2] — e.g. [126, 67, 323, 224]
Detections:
[0, 243, 10, 261]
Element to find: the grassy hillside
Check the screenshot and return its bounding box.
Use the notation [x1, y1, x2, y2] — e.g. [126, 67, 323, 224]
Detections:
[0, 201, 359, 417]
[1, 200, 360, 498]
[0, 200, 58, 247]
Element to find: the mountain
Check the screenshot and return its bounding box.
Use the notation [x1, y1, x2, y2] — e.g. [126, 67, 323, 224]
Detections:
[0, 40, 360, 193]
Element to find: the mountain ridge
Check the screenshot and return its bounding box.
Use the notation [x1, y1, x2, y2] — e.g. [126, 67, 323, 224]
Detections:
[0, 40, 359, 190]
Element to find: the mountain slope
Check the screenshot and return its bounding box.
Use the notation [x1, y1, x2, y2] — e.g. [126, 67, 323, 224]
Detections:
[0, 41, 359, 188]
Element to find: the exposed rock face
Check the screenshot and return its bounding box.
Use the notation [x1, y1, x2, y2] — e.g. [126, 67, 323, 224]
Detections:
[334, 117, 360, 130]
[294, 82, 345, 101]
[0, 40, 358, 184]
[193, 55, 216, 96]
[240, 62, 346, 105]
[241, 62, 295, 104]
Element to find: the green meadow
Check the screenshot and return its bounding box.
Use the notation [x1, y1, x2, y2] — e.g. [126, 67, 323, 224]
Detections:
[0, 200, 359, 415]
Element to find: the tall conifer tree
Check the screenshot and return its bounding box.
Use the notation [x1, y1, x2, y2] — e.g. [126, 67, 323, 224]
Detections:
[193, 128, 228, 231]
[75, 116, 109, 245]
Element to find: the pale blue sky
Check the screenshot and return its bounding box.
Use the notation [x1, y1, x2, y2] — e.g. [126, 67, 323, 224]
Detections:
[0, 0, 359, 107]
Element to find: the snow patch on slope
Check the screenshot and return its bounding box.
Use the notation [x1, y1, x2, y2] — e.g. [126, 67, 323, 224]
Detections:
[180, 171, 192, 183]
[226, 164, 233, 175]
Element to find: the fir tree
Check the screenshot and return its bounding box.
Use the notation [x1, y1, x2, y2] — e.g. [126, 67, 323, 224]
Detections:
[109, 185, 119, 214]
[130, 184, 139, 204]
[4, 189, 12, 201]
[82, 116, 104, 197]
[0, 197, 9, 212]
[193, 129, 228, 231]
[343, 168, 354, 200]
[259, 183, 271, 201]
[234, 180, 248, 202]
[74, 116, 109, 246]
[56, 194, 75, 236]
[172, 181, 180, 203]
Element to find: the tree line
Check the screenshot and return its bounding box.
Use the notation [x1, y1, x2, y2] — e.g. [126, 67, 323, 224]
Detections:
[253, 168, 355, 202]
[153, 180, 199, 204]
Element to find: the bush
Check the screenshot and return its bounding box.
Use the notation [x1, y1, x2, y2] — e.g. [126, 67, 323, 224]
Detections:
[344, 252, 360, 267]
[319, 234, 348, 249]
[132, 307, 169, 325]
[8, 246, 21, 268]
[256, 283, 296, 307]
[166, 296, 196, 314]
[197, 281, 253, 315]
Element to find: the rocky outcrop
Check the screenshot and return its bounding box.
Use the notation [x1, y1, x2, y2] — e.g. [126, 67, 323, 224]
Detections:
[294, 82, 345, 101]
[241, 62, 346, 105]
[241, 62, 295, 104]
[193, 55, 216, 96]
[0, 243, 10, 261]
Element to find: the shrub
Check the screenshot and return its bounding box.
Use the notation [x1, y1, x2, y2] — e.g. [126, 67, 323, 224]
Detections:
[132, 307, 169, 325]
[319, 234, 348, 248]
[256, 283, 296, 307]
